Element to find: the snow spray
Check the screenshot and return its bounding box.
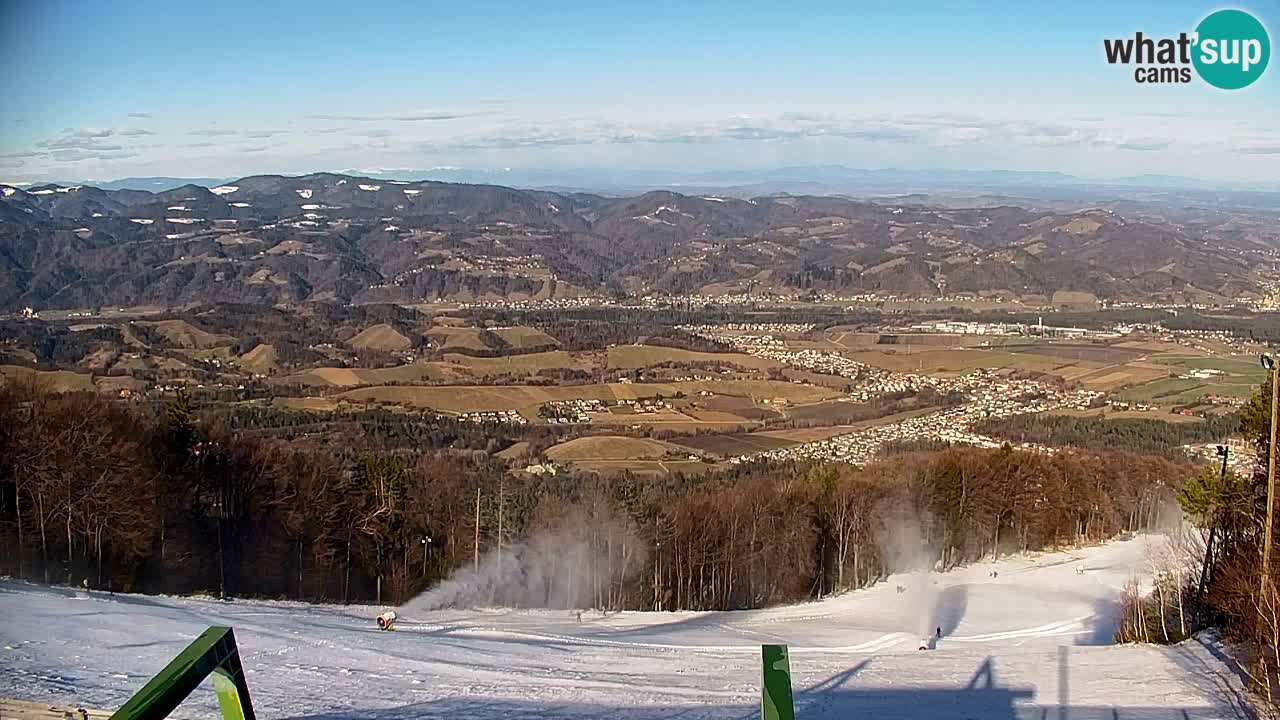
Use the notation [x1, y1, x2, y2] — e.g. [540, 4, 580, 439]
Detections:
[399, 511, 646, 614]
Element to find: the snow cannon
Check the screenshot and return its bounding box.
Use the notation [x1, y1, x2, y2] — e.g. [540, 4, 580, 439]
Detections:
[376, 610, 397, 631]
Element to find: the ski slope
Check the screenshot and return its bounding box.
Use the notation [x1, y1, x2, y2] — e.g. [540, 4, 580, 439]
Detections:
[0, 535, 1251, 719]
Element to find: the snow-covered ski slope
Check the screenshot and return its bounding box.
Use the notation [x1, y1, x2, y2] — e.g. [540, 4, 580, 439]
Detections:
[0, 535, 1251, 719]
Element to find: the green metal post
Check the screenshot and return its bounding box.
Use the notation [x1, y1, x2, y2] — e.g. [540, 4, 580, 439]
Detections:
[112, 626, 256, 720]
[761, 644, 795, 720]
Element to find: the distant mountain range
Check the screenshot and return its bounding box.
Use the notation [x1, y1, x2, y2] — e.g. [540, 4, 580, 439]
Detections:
[66, 166, 1280, 203]
[1, 171, 1276, 311]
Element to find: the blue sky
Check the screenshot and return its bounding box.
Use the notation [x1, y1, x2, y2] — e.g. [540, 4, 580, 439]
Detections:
[1, 0, 1276, 183]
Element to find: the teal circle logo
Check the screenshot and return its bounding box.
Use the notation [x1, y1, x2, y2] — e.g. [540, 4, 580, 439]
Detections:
[1192, 9, 1270, 89]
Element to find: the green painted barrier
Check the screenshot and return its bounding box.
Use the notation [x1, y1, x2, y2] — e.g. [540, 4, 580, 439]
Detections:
[761, 644, 795, 720]
[112, 626, 255, 720]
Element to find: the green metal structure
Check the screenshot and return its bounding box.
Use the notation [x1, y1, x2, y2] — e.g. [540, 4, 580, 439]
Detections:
[112, 626, 256, 720]
[110, 626, 785, 720]
[760, 644, 796, 720]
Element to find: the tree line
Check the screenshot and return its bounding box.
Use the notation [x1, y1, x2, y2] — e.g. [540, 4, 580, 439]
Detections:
[1, 381, 1185, 612]
[976, 412, 1239, 459]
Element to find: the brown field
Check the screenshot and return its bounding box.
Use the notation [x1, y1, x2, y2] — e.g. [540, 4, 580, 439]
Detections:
[492, 326, 559, 349]
[1051, 290, 1100, 308]
[495, 442, 531, 460]
[437, 351, 589, 378]
[1008, 343, 1148, 364]
[333, 379, 834, 420]
[845, 348, 1065, 376]
[349, 323, 412, 353]
[545, 435, 680, 461]
[0, 365, 96, 392]
[134, 320, 235, 349]
[670, 433, 798, 456]
[427, 327, 489, 352]
[783, 399, 871, 423]
[683, 409, 757, 423]
[272, 396, 344, 412]
[1073, 365, 1170, 391]
[238, 344, 279, 374]
[606, 345, 779, 371]
[1116, 340, 1197, 353]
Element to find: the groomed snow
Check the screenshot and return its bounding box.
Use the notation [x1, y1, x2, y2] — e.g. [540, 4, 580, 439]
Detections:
[0, 536, 1245, 719]
[210, 186, 239, 195]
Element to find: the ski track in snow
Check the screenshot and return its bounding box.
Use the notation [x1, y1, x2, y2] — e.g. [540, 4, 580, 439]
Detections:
[0, 535, 1249, 719]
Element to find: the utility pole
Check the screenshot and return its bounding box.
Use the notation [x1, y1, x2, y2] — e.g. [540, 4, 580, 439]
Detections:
[474, 488, 481, 572]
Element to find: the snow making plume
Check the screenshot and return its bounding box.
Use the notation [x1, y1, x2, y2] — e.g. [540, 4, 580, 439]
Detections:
[400, 510, 646, 614]
[874, 505, 941, 637]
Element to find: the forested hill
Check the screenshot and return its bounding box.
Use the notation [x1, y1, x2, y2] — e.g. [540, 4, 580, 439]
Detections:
[1, 383, 1185, 609]
[1, 172, 1274, 310]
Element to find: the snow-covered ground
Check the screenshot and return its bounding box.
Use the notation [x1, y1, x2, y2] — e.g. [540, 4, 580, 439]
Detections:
[0, 536, 1252, 719]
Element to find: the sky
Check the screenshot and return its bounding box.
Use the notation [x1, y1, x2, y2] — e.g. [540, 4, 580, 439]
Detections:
[0, 0, 1277, 185]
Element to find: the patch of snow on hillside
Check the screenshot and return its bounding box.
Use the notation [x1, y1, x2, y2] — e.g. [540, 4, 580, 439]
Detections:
[547, 202, 559, 212]
[359, 184, 381, 191]
[300, 204, 321, 210]
[3, 188, 16, 197]
[166, 217, 201, 224]
[384, 225, 400, 231]
[91, 212, 104, 217]
[302, 213, 325, 220]
[702, 196, 726, 203]
[74, 228, 90, 233]
[56, 186, 81, 193]
[130, 218, 154, 225]
[210, 186, 239, 195]
[167, 205, 189, 211]
[296, 189, 313, 199]
[403, 189, 421, 196]
[29, 189, 55, 195]
[229, 202, 252, 208]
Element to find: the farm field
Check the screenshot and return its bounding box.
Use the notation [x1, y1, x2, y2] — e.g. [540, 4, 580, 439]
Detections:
[606, 344, 780, 371]
[335, 379, 840, 416]
[544, 436, 683, 461]
[0, 365, 96, 392]
[491, 326, 559, 349]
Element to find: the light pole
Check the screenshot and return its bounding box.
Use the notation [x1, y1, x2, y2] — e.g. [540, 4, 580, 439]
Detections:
[421, 536, 432, 576]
